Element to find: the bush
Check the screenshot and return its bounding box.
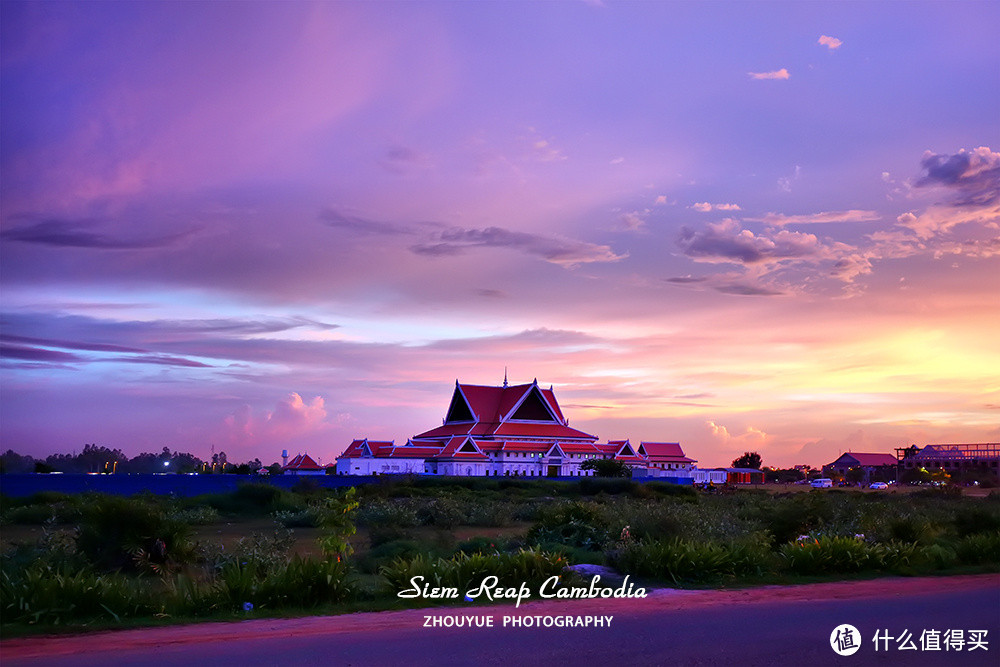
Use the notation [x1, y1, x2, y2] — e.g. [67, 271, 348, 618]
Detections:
[779, 536, 871, 575]
[527, 502, 611, 551]
[76, 496, 194, 573]
[953, 507, 1000, 537]
[954, 531, 1000, 565]
[1, 562, 156, 625]
[610, 537, 771, 583]
[379, 548, 567, 597]
[273, 508, 323, 528]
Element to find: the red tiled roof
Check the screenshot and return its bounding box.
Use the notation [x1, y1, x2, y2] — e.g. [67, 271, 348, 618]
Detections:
[492, 422, 596, 439]
[428, 436, 489, 461]
[385, 447, 441, 458]
[413, 381, 597, 444]
[556, 442, 605, 454]
[499, 441, 551, 452]
[640, 442, 695, 463]
[284, 453, 323, 470]
[831, 452, 897, 467]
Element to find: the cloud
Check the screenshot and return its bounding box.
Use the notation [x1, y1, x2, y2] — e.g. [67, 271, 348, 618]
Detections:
[411, 226, 626, 266]
[818, 35, 843, 50]
[654, 195, 671, 206]
[1, 219, 194, 250]
[748, 68, 789, 80]
[677, 219, 824, 265]
[665, 274, 784, 297]
[690, 202, 741, 212]
[223, 393, 331, 446]
[322, 208, 624, 266]
[778, 165, 801, 192]
[915, 146, 1000, 206]
[705, 421, 769, 448]
[320, 208, 426, 236]
[895, 205, 1000, 240]
[757, 210, 881, 226]
[619, 209, 649, 231]
[1, 344, 84, 363]
[380, 145, 429, 173]
[713, 283, 785, 296]
[610, 157, 625, 165]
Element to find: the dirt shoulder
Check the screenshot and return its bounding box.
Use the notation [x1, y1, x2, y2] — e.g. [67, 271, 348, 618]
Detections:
[3, 573, 997, 660]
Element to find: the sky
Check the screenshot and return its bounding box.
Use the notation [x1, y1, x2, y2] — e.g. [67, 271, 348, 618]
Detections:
[1, 0, 998, 469]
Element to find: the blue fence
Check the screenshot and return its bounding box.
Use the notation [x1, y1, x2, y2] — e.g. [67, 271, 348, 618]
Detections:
[0, 472, 694, 498]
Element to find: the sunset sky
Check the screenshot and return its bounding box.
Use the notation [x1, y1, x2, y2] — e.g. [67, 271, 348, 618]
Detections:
[2, 1, 998, 468]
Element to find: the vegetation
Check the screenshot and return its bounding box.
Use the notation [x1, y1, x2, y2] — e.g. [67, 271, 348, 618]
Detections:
[731, 451, 763, 469]
[1, 479, 998, 633]
[580, 458, 632, 478]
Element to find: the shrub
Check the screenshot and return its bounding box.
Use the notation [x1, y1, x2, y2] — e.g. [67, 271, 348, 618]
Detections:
[355, 498, 420, 528]
[952, 507, 1000, 537]
[379, 548, 567, 598]
[779, 536, 871, 575]
[76, 496, 194, 572]
[0, 562, 156, 625]
[169, 506, 220, 526]
[954, 531, 1000, 565]
[610, 537, 770, 583]
[527, 502, 611, 551]
[273, 508, 323, 528]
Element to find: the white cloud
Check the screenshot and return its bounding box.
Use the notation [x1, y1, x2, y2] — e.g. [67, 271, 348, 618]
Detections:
[748, 68, 790, 80]
[690, 202, 742, 213]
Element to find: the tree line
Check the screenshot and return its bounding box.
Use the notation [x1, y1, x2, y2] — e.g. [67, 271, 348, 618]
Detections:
[0, 444, 275, 475]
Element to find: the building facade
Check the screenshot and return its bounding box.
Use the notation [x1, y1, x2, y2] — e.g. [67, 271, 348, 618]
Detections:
[824, 452, 899, 484]
[897, 443, 1000, 483]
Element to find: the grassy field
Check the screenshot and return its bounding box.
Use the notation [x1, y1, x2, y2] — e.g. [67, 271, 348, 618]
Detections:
[2, 477, 998, 634]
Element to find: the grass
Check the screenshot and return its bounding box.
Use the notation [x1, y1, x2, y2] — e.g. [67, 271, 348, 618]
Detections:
[2, 481, 998, 636]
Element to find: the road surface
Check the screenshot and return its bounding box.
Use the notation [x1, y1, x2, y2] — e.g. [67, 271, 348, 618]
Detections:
[3, 574, 998, 666]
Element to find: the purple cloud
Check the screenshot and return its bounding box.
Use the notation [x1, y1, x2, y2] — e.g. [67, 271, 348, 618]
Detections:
[916, 147, 1000, 206]
[677, 220, 822, 264]
[1, 219, 195, 250]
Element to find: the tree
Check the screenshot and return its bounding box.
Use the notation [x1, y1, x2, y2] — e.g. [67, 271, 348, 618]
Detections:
[731, 452, 762, 469]
[580, 458, 632, 478]
[845, 466, 866, 485]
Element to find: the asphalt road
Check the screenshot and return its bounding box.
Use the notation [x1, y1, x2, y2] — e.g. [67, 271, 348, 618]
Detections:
[4, 577, 998, 666]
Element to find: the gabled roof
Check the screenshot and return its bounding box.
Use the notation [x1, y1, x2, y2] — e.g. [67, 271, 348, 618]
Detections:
[639, 442, 695, 463]
[337, 438, 393, 459]
[413, 379, 597, 443]
[428, 436, 489, 461]
[830, 452, 897, 467]
[284, 453, 323, 470]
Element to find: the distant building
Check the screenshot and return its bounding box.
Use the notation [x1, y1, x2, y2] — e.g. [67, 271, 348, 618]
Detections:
[691, 467, 763, 485]
[282, 453, 326, 476]
[897, 443, 1000, 482]
[824, 452, 898, 484]
[335, 378, 693, 481]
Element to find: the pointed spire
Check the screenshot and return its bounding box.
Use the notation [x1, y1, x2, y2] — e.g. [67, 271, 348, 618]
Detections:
[503, 367, 508, 388]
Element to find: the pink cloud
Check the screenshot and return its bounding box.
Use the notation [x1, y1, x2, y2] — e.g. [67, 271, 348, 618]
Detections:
[818, 35, 843, 50]
[748, 68, 790, 80]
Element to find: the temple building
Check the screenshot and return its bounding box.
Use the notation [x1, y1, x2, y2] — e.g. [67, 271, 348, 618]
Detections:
[335, 379, 695, 481]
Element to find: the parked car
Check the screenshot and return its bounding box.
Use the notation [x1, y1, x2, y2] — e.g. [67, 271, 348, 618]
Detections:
[869, 482, 888, 489]
[810, 478, 833, 488]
